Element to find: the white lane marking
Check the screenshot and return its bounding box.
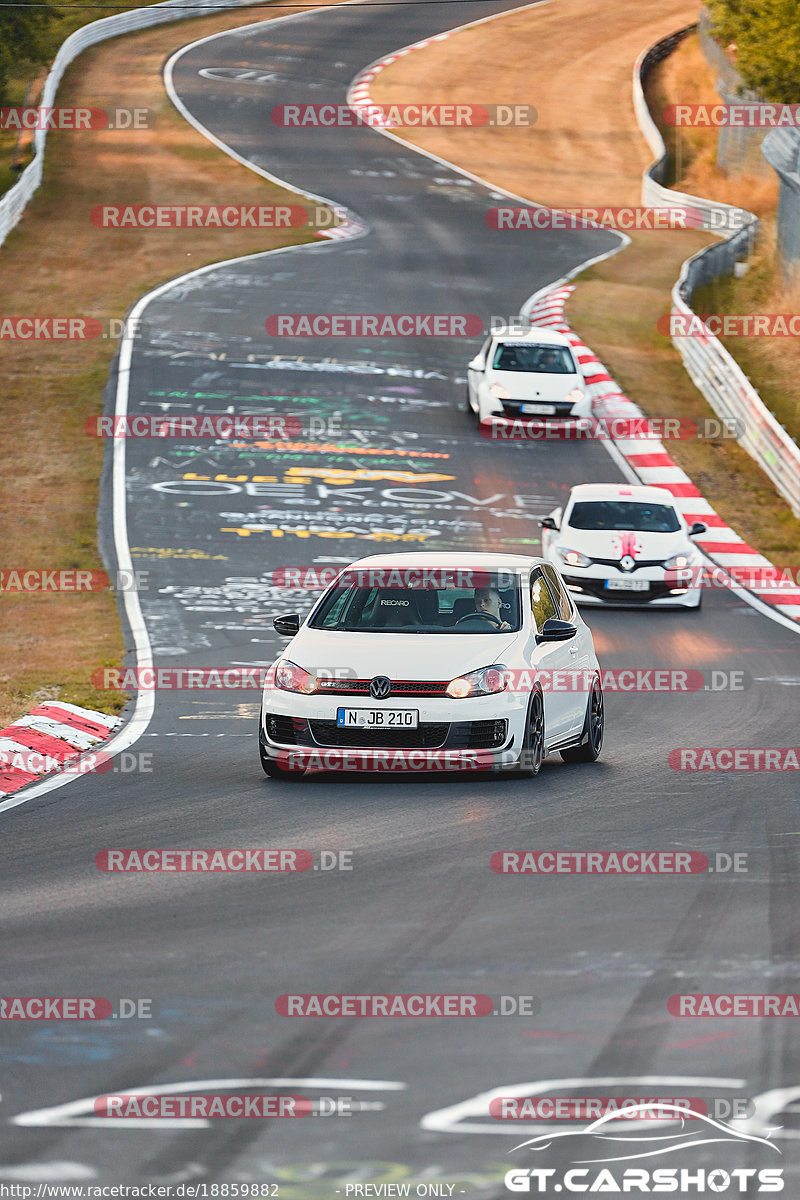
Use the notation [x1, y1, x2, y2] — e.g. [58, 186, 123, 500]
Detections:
[13, 1078, 406, 1129]
[420, 1074, 745, 1135]
[0, 1163, 97, 1181]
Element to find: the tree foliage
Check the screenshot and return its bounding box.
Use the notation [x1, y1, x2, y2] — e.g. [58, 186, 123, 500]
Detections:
[0, 0, 56, 103]
[707, 0, 800, 102]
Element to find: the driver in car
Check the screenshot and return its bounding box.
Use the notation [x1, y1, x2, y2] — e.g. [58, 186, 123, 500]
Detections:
[474, 586, 511, 630]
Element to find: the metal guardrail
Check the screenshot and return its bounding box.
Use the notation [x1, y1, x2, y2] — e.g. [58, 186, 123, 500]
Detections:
[633, 29, 800, 519]
[763, 127, 800, 267]
[0, 0, 258, 249]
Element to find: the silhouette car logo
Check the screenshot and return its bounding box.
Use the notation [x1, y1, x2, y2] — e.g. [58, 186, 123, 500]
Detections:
[370, 676, 392, 699]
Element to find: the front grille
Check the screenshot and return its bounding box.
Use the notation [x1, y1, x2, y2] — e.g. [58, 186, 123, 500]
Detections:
[449, 719, 508, 749]
[501, 399, 576, 418]
[316, 678, 450, 697]
[589, 557, 665, 571]
[562, 576, 677, 604]
[309, 721, 449, 749]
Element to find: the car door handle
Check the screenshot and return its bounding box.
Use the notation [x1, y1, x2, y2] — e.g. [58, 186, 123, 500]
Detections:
[569, 646, 579, 657]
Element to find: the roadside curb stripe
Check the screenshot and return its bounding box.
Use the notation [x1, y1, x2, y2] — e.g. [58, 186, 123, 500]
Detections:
[0, 702, 122, 795]
[525, 285, 800, 624]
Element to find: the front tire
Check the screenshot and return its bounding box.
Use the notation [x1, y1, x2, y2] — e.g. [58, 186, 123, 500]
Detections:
[561, 677, 603, 763]
[518, 690, 545, 777]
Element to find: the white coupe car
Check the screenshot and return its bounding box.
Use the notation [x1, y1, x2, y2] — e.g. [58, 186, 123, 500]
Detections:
[259, 552, 604, 778]
[465, 325, 590, 424]
[541, 483, 707, 608]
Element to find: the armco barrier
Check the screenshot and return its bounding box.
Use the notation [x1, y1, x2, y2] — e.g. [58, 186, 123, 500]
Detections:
[634, 30, 800, 519]
[0, 0, 259, 249]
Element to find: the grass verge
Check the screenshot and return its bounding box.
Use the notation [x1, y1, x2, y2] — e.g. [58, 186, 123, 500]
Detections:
[0, 0, 336, 728]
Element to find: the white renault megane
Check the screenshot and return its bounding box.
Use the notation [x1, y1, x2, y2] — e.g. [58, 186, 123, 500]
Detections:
[465, 325, 590, 425]
[541, 483, 706, 608]
[258, 552, 604, 778]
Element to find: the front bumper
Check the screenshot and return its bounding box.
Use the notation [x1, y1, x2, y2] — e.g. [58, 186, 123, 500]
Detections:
[260, 689, 528, 773]
[560, 570, 701, 607]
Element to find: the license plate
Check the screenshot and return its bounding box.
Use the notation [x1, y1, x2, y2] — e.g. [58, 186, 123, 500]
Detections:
[605, 578, 650, 591]
[336, 707, 419, 728]
[521, 403, 556, 415]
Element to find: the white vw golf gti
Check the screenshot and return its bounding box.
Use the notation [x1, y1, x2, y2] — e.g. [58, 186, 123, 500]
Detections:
[541, 483, 707, 608]
[259, 553, 604, 778]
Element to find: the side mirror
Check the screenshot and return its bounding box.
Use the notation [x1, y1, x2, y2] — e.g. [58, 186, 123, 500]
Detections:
[273, 613, 300, 636]
[688, 522, 707, 536]
[541, 516, 559, 531]
[536, 618, 577, 644]
[467, 356, 484, 372]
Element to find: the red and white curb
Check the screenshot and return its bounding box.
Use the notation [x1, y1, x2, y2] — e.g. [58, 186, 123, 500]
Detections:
[0, 702, 123, 796]
[349, 32, 453, 121]
[526, 285, 800, 623]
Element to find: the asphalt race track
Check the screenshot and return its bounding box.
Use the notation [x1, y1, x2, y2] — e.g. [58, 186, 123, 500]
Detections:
[2, 0, 800, 1192]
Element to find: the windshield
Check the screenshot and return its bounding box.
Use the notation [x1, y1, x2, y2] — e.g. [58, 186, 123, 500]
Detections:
[310, 573, 521, 634]
[492, 342, 575, 374]
[569, 500, 681, 533]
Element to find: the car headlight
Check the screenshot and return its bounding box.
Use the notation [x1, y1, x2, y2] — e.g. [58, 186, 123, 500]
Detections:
[446, 665, 508, 699]
[664, 553, 690, 569]
[556, 545, 592, 568]
[275, 658, 317, 694]
[490, 383, 511, 400]
[564, 387, 585, 404]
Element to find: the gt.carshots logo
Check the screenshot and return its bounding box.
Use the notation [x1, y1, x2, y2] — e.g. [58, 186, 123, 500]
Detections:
[276, 994, 538, 1016]
[264, 314, 483, 337]
[504, 1168, 783, 1193]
